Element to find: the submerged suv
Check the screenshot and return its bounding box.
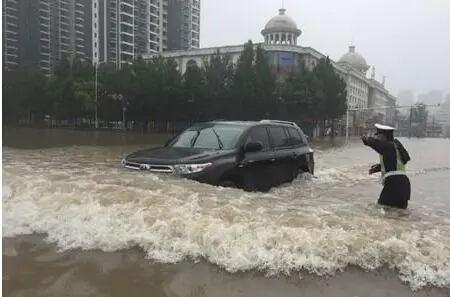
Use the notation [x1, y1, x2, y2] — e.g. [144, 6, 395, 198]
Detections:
[121, 120, 314, 192]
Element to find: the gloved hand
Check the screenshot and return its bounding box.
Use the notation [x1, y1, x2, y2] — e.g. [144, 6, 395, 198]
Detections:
[369, 164, 378, 175]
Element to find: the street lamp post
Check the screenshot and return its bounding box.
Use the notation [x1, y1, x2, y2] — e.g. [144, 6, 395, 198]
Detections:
[94, 61, 108, 129]
[112, 93, 127, 131]
[94, 63, 99, 129]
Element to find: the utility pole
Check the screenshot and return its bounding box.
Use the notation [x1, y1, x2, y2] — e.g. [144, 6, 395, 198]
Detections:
[94, 63, 99, 129]
[408, 105, 413, 139]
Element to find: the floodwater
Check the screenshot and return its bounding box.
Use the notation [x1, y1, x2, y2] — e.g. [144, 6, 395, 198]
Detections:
[2, 128, 450, 297]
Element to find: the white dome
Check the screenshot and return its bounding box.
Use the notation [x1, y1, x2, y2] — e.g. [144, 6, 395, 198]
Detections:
[338, 45, 369, 73]
[261, 8, 301, 35]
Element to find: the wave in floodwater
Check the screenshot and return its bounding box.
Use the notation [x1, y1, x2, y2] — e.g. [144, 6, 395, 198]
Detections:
[2, 145, 450, 291]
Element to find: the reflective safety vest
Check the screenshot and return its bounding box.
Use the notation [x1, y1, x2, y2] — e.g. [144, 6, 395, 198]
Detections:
[380, 142, 406, 184]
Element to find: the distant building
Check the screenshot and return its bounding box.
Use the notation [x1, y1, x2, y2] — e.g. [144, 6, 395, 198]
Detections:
[2, 0, 92, 76]
[143, 7, 395, 130]
[3, 0, 201, 73]
[93, 0, 201, 67]
[436, 94, 450, 126]
[417, 90, 444, 116]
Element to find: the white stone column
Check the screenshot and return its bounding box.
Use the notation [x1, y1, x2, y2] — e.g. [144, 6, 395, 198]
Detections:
[278, 33, 282, 44]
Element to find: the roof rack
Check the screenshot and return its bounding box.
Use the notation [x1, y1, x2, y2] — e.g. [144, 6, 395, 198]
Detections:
[259, 119, 298, 127]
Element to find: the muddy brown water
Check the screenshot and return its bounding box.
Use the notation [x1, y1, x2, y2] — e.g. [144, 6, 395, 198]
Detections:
[2, 128, 450, 297]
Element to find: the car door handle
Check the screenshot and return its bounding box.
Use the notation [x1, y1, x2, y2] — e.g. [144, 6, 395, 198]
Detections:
[270, 158, 275, 162]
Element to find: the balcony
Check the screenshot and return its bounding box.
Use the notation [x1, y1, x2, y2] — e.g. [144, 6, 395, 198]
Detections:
[121, 0, 134, 8]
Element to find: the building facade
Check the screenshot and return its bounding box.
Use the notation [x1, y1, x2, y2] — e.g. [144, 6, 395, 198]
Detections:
[3, 0, 199, 73]
[93, 0, 200, 66]
[2, 0, 92, 76]
[436, 94, 450, 127]
[143, 7, 395, 130]
[2, 0, 20, 70]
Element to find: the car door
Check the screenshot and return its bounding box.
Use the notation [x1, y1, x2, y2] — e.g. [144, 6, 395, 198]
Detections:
[238, 126, 275, 191]
[285, 126, 310, 175]
[268, 126, 297, 184]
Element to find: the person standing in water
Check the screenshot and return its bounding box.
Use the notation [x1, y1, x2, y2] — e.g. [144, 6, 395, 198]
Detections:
[361, 124, 412, 209]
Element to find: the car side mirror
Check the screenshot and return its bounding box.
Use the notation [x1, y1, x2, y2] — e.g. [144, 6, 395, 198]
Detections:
[245, 141, 263, 153]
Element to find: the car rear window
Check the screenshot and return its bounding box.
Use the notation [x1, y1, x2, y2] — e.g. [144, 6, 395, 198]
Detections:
[268, 126, 290, 148]
[287, 127, 306, 146]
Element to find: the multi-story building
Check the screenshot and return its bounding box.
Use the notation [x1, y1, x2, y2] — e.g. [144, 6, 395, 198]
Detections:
[2, 0, 20, 70]
[166, 0, 200, 51]
[2, 0, 92, 76]
[93, 0, 200, 66]
[436, 94, 450, 126]
[51, 0, 92, 67]
[142, 7, 395, 134]
[337, 45, 370, 110]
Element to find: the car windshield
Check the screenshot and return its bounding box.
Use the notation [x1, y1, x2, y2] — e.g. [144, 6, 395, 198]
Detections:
[169, 124, 245, 150]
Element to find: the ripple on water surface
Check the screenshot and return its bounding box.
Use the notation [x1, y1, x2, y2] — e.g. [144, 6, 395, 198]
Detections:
[2, 139, 450, 291]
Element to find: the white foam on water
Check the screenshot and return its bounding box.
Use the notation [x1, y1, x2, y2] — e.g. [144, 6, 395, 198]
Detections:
[2, 147, 450, 291]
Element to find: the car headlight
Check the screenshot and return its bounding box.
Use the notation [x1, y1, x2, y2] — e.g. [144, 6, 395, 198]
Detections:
[174, 162, 212, 175]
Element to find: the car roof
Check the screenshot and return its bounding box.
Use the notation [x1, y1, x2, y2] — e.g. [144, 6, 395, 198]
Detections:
[204, 120, 259, 126]
[200, 120, 300, 129]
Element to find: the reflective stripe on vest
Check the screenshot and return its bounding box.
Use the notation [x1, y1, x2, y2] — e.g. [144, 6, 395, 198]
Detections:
[379, 142, 406, 184]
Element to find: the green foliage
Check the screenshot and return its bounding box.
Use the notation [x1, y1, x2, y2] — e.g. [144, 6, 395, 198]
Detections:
[3, 41, 349, 129]
[282, 62, 325, 121]
[313, 57, 347, 120]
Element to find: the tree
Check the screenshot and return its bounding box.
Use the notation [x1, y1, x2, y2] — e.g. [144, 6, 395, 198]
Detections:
[313, 57, 347, 135]
[51, 56, 96, 120]
[160, 57, 184, 121]
[282, 62, 325, 124]
[253, 45, 277, 119]
[232, 40, 255, 119]
[3, 68, 50, 125]
[183, 63, 206, 120]
[202, 49, 234, 119]
[97, 62, 124, 121]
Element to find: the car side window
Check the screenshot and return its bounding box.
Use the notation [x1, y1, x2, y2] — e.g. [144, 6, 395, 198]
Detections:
[287, 127, 305, 146]
[245, 127, 271, 151]
[268, 127, 290, 148]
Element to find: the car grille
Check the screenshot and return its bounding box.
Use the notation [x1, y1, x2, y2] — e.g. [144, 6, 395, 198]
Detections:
[123, 161, 174, 173]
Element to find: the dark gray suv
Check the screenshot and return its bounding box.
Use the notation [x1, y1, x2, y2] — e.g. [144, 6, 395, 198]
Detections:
[122, 120, 314, 192]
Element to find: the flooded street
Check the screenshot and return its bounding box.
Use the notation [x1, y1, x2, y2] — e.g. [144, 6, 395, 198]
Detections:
[2, 128, 450, 297]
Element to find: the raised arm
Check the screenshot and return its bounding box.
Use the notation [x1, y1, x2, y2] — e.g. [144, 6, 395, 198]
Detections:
[361, 136, 386, 155]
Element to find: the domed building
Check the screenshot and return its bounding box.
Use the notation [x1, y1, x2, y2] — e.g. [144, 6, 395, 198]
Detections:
[261, 8, 301, 45]
[143, 7, 396, 127]
[338, 45, 370, 75]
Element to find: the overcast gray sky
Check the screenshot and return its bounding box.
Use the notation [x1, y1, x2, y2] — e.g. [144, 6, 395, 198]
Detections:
[200, 0, 450, 97]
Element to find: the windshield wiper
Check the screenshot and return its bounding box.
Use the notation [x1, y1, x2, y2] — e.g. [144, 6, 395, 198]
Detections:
[190, 130, 201, 147]
[212, 128, 224, 149]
